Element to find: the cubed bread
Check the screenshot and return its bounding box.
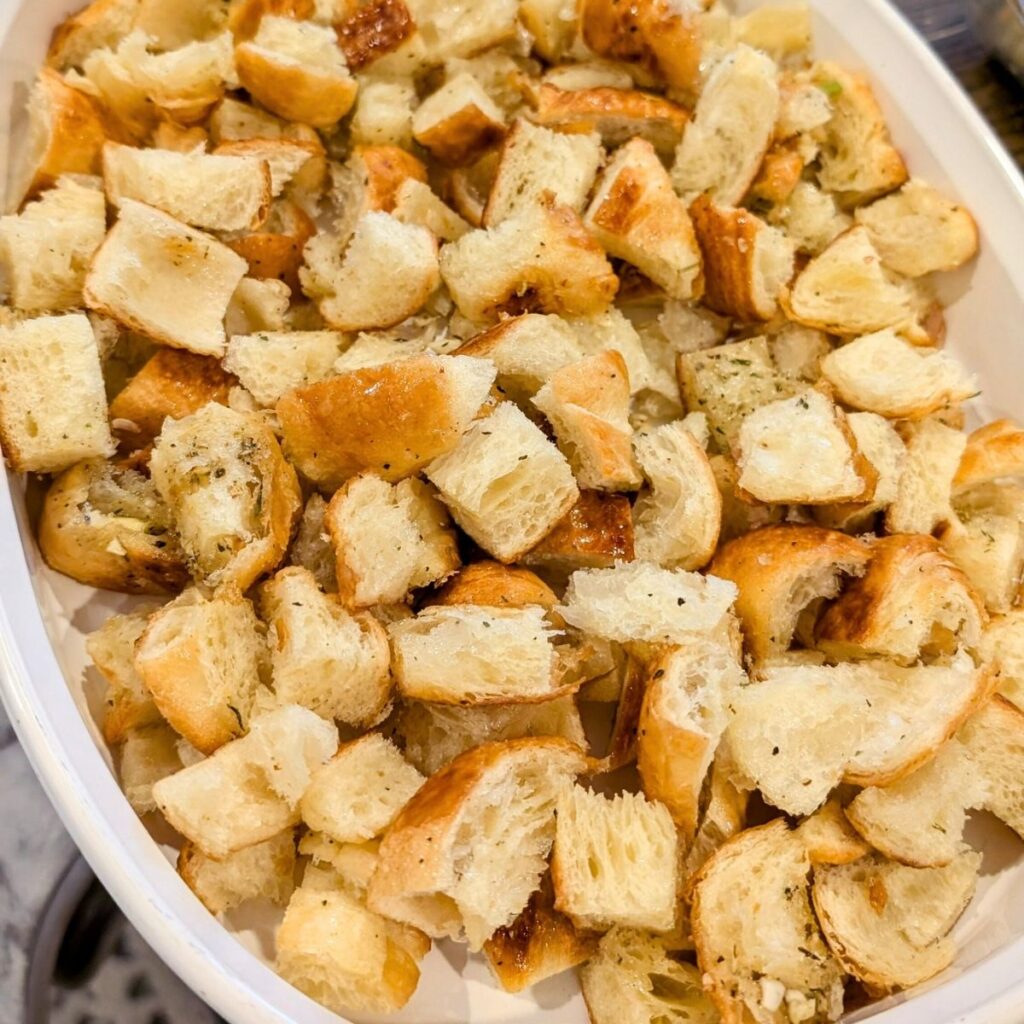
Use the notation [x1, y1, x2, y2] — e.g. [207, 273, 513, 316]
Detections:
[771, 179, 852, 256]
[981, 610, 1024, 711]
[632, 420, 721, 571]
[326, 473, 459, 607]
[482, 119, 602, 226]
[0, 314, 113, 473]
[0, 176, 105, 311]
[298, 835, 382, 896]
[959, 695, 1024, 837]
[682, 753, 750, 884]
[817, 535, 985, 663]
[46, 0, 140, 71]
[953, 419, 1024, 495]
[403, 0, 518, 60]
[690, 819, 845, 1024]
[289, 493, 336, 592]
[796, 799, 872, 866]
[689, 195, 795, 321]
[671, 45, 779, 205]
[736, 388, 874, 505]
[336, 0, 416, 71]
[226, 199, 316, 294]
[812, 852, 980, 994]
[944, 500, 1024, 613]
[134, 586, 264, 754]
[388, 604, 567, 703]
[427, 560, 557, 610]
[225, 275, 290, 339]
[178, 831, 296, 914]
[784, 227, 921, 336]
[885, 417, 966, 535]
[709, 525, 870, 666]
[350, 78, 416, 148]
[149, 402, 301, 591]
[277, 353, 495, 490]
[235, 17, 357, 128]
[557, 562, 737, 645]
[85, 199, 248, 357]
[153, 704, 338, 858]
[260, 567, 392, 727]
[441, 198, 619, 322]
[119, 722, 185, 815]
[213, 136, 326, 198]
[38, 458, 188, 594]
[367, 737, 589, 949]
[412, 72, 506, 166]
[392, 179, 471, 241]
[519, 0, 578, 61]
[87, 609, 163, 745]
[814, 62, 908, 203]
[223, 330, 344, 407]
[522, 490, 635, 573]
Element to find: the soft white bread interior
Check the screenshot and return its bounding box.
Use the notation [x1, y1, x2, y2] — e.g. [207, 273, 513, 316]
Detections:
[118, 723, 185, 815]
[300, 734, 424, 844]
[772, 180, 852, 256]
[350, 78, 416, 148]
[0, 314, 113, 473]
[411, 72, 506, 167]
[367, 738, 589, 949]
[426, 401, 580, 562]
[224, 276, 291, 338]
[392, 178, 471, 241]
[327, 472, 460, 607]
[518, 0, 578, 62]
[298, 835, 382, 897]
[223, 330, 344, 407]
[690, 819, 845, 1024]
[152, 704, 338, 859]
[959, 695, 1024, 838]
[213, 136, 325, 199]
[812, 851, 980, 995]
[981, 610, 1024, 711]
[260, 567, 392, 727]
[568, 308, 652, 395]
[884, 418, 966, 535]
[134, 586, 264, 754]
[85, 199, 247, 357]
[796, 799, 872, 866]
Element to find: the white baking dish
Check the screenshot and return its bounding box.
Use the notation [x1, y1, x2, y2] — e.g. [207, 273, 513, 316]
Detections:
[2, 1, 1024, 1022]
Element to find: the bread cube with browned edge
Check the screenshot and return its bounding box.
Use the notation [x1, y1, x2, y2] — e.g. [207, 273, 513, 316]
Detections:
[522, 490, 635, 574]
[224, 330, 345, 407]
[118, 723, 185, 815]
[412, 72, 507, 166]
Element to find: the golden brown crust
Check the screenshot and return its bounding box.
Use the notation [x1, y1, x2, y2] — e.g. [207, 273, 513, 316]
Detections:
[747, 143, 804, 207]
[522, 490, 635, 571]
[355, 144, 429, 212]
[224, 200, 316, 294]
[415, 104, 507, 168]
[441, 150, 499, 228]
[228, 0, 316, 41]
[427, 562, 558, 610]
[953, 419, 1024, 495]
[336, 0, 416, 72]
[109, 347, 235, 450]
[797, 800, 872, 866]
[214, 136, 328, 196]
[601, 653, 649, 772]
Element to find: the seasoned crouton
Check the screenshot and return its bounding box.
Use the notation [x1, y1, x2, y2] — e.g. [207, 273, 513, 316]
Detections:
[149, 402, 301, 590]
[745, 142, 805, 208]
[770, 179, 852, 255]
[736, 388, 874, 505]
[709, 524, 869, 666]
[178, 831, 295, 914]
[261, 567, 392, 727]
[404, 0, 518, 60]
[225, 199, 315, 294]
[226, 0, 316, 42]
[134, 586, 264, 754]
[219, 276, 293, 342]
[585, 138, 703, 301]
[959, 696, 1024, 836]
[818, 534, 984, 664]
[796, 799, 872, 866]
[118, 722, 185, 814]
[519, 0, 579, 62]
[671, 46, 780, 205]
[277, 353, 495, 490]
[0, 313, 114, 473]
[0, 176, 105, 311]
[483, 119, 603, 226]
[980, 610, 1024, 711]
[350, 79, 416, 148]
[235, 17, 357, 128]
[412, 73, 507, 167]
[541, 60, 635, 92]
[392, 179, 471, 241]
[426, 401, 579, 562]
[428, 561, 557, 610]
[38, 458, 188, 594]
[954, 419, 1024, 495]
[326, 473, 459, 607]
[522, 490, 635, 573]
[224, 331, 344, 407]
[941, 505, 1024, 615]
[85, 200, 248, 357]
[784, 227, 921, 335]
[368, 737, 589, 949]
[885, 418, 966, 535]
[633, 420, 721, 570]
[212, 136, 325, 198]
[768, 323, 832, 383]
[46, 0, 140, 71]
[689, 195, 795, 321]
[336, 0, 415, 71]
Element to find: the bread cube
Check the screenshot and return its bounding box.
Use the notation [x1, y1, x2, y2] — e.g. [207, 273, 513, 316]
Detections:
[404, 0, 518, 61]
[885, 418, 966, 535]
[224, 330, 344, 407]
[954, 419, 1024, 495]
[212, 136, 325, 198]
[428, 561, 558, 610]
[0, 314, 113, 473]
[412, 73, 507, 167]
[261, 567, 392, 727]
[119, 722, 185, 815]
[519, 0, 578, 60]
[336, 0, 416, 71]
[771, 179, 852, 255]
[289, 493, 336, 592]
[225, 199, 315, 295]
[392, 179, 471, 241]
[426, 401, 579, 562]
[46, 0, 140, 71]
[942, 503, 1024, 614]
[523, 490, 635, 573]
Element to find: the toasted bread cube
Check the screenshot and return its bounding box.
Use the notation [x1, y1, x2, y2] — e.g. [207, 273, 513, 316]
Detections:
[441, 200, 619, 323]
[771, 180, 852, 256]
[85, 200, 247, 357]
[404, 0, 518, 60]
[88, 610, 163, 745]
[885, 418, 966, 535]
[350, 79, 416, 148]
[368, 738, 588, 948]
[553, 784, 678, 932]
[954, 419, 1024, 495]
[483, 119, 603, 226]
[224, 331, 344, 407]
[585, 138, 702, 301]
[226, 0, 317, 41]
[519, 0, 578, 61]
[224, 275, 287, 338]
[412, 73, 507, 167]
[0, 176, 105, 311]
[0, 314, 113, 473]
[119, 722, 185, 814]
[671, 46, 779, 206]
[336, 0, 415, 71]
[426, 402, 579, 562]
[709, 525, 870, 666]
[277, 353, 495, 490]
[523, 490, 635, 572]
[154, 704, 337, 857]
[326, 473, 459, 607]
[108, 347, 233, 449]
[213, 136, 325, 197]
[796, 799, 872, 867]
[178, 832, 295, 914]
[558, 562, 737, 645]
[46, 0, 139, 71]
[261, 567, 392, 727]
[225, 199, 315, 294]
[149, 402, 301, 590]
[960, 696, 1024, 837]
[689, 196, 795, 321]
[299, 834, 382, 893]
[982, 612, 1024, 711]
[389, 604, 565, 703]
[134, 586, 264, 754]
[813, 852, 979, 995]
[38, 458, 188, 594]
[737, 389, 872, 505]
[691, 820, 846, 1024]
[300, 735, 424, 843]
[941, 510, 1024, 615]
[235, 17, 357, 128]
[736, 2, 812, 57]
[815, 63, 908, 204]
[392, 179, 471, 241]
